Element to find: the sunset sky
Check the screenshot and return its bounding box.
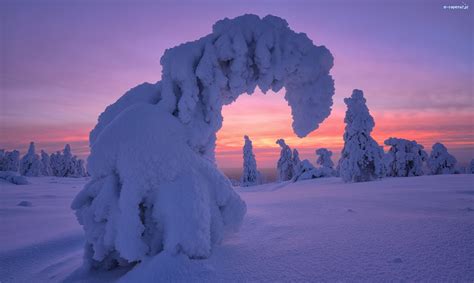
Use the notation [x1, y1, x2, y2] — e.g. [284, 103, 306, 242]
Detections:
[1, 0, 473, 169]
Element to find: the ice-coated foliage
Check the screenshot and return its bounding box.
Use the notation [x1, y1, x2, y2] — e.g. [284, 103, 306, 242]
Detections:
[427, 142, 457, 175]
[316, 148, 336, 177]
[241, 135, 262, 187]
[40, 150, 53, 176]
[72, 105, 246, 269]
[276, 139, 294, 181]
[73, 14, 335, 269]
[339, 90, 385, 182]
[384, 138, 427, 177]
[0, 150, 20, 172]
[20, 142, 42, 177]
[0, 171, 28, 185]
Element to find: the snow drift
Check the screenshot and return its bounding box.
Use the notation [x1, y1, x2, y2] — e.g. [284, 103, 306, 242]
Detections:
[72, 14, 335, 269]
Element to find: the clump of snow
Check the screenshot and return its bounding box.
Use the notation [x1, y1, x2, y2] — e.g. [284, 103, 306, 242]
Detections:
[0, 171, 28, 185]
[17, 200, 33, 207]
[276, 139, 294, 181]
[0, 149, 20, 172]
[339, 90, 385, 182]
[72, 105, 246, 269]
[20, 142, 42, 177]
[384, 138, 427, 177]
[241, 136, 262, 187]
[316, 148, 336, 177]
[427, 142, 458, 175]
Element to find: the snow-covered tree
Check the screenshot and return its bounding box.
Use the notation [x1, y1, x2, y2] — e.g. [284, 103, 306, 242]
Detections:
[73, 14, 335, 269]
[75, 158, 87, 177]
[276, 139, 294, 181]
[339, 90, 385, 182]
[292, 149, 302, 176]
[427, 142, 457, 175]
[49, 145, 87, 177]
[0, 150, 20, 172]
[40, 150, 53, 176]
[316, 148, 336, 177]
[241, 135, 262, 187]
[468, 159, 474, 174]
[20, 142, 42, 176]
[50, 151, 62, 176]
[384, 138, 427, 177]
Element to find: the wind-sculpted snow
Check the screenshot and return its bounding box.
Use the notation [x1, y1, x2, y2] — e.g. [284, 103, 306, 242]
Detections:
[73, 14, 334, 269]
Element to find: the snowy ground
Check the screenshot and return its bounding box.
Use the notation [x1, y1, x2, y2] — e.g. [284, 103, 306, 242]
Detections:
[1, 175, 473, 282]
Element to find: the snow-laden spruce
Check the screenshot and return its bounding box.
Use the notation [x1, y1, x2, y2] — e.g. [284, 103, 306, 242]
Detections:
[72, 14, 335, 269]
[20, 142, 42, 177]
[427, 142, 458, 175]
[0, 150, 20, 172]
[40, 150, 53, 176]
[241, 135, 262, 187]
[469, 159, 474, 174]
[316, 148, 336, 177]
[384, 138, 427, 177]
[339, 90, 385, 182]
[276, 139, 294, 181]
[292, 149, 302, 176]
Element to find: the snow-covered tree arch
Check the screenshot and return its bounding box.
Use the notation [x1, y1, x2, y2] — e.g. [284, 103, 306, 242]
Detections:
[73, 14, 335, 269]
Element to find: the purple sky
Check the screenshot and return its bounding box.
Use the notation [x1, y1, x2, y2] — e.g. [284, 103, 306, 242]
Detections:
[1, 0, 473, 167]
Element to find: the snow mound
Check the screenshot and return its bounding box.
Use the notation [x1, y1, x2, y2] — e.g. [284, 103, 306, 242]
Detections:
[72, 104, 246, 269]
[0, 171, 28, 185]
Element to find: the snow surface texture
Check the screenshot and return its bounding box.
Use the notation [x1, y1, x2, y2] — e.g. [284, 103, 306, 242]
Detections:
[384, 138, 427, 177]
[428, 142, 458, 175]
[2, 175, 474, 282]
[72, 105, 246, 269]
[241, 136, 262, 187]
[74, 14, 335, 269]
[339, 90, 386, 182]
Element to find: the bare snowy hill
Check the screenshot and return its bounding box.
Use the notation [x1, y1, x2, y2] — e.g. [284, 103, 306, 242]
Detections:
[1, 175, 473, 282]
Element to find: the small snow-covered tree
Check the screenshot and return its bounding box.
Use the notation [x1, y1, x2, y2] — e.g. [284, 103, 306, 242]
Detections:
[427, 142, 457, 175]
[339, 90, 385, 182]
[75, 158, 87, 177]
[384, 138, 427, 177]
[292, 149, 301, 176]
[50, 151, 62, 176]
[276, 139, 294, 181]
[241, 135, 262, 187]
[0, 150, 20, 172]
[293, 159, 319, 181]
[20, 142, 42, 176]
[40, 150, 52, 176]
[316, 148, 336, 177]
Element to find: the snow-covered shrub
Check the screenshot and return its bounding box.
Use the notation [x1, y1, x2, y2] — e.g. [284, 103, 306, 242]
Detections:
[292, 159, 324, 181]
[469, 159, 474, 174]
[0, 150, 20, 172]
[20, 142, 42, 177]
[40, 150, 53, 176]
[72, 105, 247, 269]
[384, 138, 427, 177]
[339, 90, 386, 182]
[316, 148, 336, 177]
[241, 135, 262, 187]
[427, 142, 457, 175]
[0, 171, 28, 185]
[72, 14, 335, 269]
[276, 139, 294, 181]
